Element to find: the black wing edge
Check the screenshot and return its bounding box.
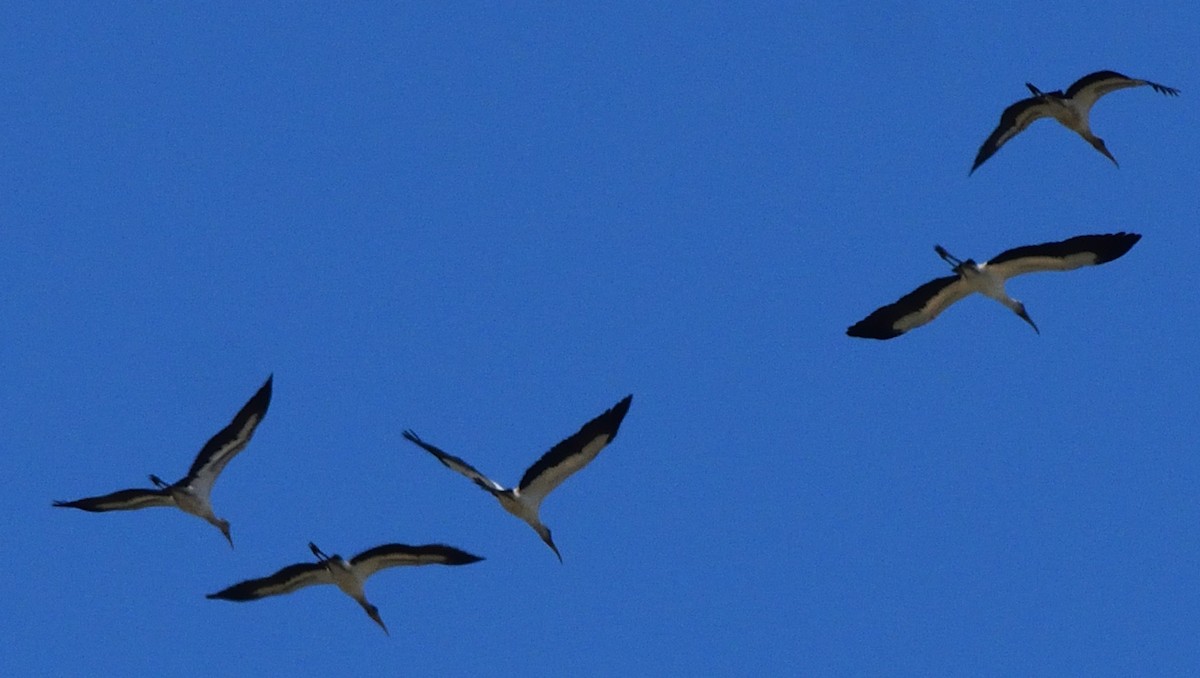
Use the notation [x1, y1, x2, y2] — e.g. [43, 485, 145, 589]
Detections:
[185, 374, 274, 478]
[400, 429, 458, 467]
[518, 395, 634, 490]
[1064, 70, 1131, 97]
[402, 429, 508, 495]
[351, 543, 485, 567]
[205, 562, 321, 601]
[846, 276, 960, 340]
[971, 96, 1043, 174]
[988, 233, 1141, 267]
[51, 487, 169, 512]
[1066, 71, 1179, 98]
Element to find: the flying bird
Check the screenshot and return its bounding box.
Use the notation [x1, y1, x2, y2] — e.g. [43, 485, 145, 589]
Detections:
[402, 394, 633, 562]
[971, 70, 1179, 174]
[207, 541, 483, 634]
[53, 375, 273, 546]
[846, 233, 1141, 340]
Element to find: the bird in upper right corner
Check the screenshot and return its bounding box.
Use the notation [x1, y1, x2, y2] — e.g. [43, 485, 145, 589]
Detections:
[970, 70, 1179, 174]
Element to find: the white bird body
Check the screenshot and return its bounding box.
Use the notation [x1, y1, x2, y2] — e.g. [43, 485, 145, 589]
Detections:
[403, 395, 633, 562]
[53, 375, 274, 546]
[323, 555, 367, 601]
[207, 542, 484, 634]
[847, 233, 1141, 340]
[971, 70, 1179, 174]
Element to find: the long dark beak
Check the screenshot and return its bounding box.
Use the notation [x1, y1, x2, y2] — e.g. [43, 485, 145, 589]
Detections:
[364, 603, 389, 635]
[221, 526, 234, 549]
[1017, 306, 1040, 334]
[308, 542, 328, 561]
[539, 528, 563, 563]
[1091, 138, 1119, 167]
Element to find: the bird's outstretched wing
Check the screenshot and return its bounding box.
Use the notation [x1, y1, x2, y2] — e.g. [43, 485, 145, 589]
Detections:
[350, 543, 484, 579]
[181, 374, 273, 497]
[847, 275, 968, 340]
[53, 487, 173, 512]
[985, 233, 1141, 278]
[971, 95, 1058, 174]
[1065, 70, 1179, 110]
[517, 395, 633, 503]
[402, 429, 507, 494]
[206, 562, 329, 601]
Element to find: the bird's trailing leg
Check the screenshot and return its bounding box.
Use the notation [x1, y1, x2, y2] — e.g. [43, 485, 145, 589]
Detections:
[934, 245, 964, 268]
[308, 542, 330, 562]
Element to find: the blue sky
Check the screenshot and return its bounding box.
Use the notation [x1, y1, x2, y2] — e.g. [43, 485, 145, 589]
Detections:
[4, 2, 1198, 676]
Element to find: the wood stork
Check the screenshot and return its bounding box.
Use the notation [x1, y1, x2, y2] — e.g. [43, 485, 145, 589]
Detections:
[402, 394, 633, 562]
[971, 70, 1179, 174]
[846, 233, 1141, 340]
[207, 542, 483, 634]
[53, 375, 273, 547]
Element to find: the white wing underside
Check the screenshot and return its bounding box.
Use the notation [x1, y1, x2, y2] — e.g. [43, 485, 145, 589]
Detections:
[984, 252, 1099, 279]
[209, 563, 334, 601]
[350, 551, 444, 579]
[998, 103, 1060, 147]
[185, 412, 265, 498]
[441, 455, 506, 493]
[259, 568, 333, 597]
[893, 281, 974, 333]
[402, 430, 508, 493]
[518, 435, 611, 504]
[1070, 78, 1147, 111]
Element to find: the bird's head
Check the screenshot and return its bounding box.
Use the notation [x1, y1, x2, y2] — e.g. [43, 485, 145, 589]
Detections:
[364, 603, 389, 635]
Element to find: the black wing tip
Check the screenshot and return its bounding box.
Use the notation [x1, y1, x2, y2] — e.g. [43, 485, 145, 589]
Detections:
[251, 374, 274, 409]
[970, 145, 992, 174]
[1145, 80, 1180, 96]
[846, 322, 902, 340]
[601, 394, 634, 441]
[611, 393, 633, 418]
[971, 140, 999, 174]
[206, 590, 251, 602]
[443, 549, 486, 565]
[1091, 232, 1142, 264]
[51, 498, 102, 511]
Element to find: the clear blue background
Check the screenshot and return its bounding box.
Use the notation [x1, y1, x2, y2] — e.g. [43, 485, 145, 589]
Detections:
[4, 3, 1197, 676]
